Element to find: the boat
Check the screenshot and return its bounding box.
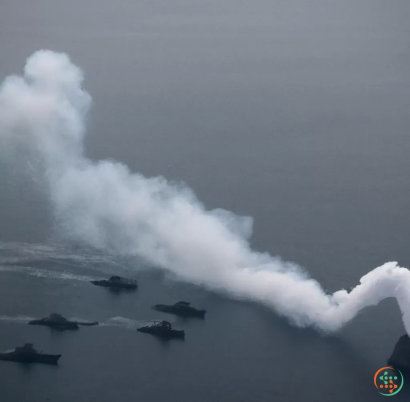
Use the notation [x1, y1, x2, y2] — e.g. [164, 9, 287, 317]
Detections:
[137, 320, 185, 339]
[0, 344, 61, 365]
[153, 301, 206, 318]
[90, 275, 137, 290]
[28, 313, 98, 330]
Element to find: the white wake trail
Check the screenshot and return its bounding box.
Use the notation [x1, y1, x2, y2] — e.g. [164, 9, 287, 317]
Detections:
[1, 50, 409, 334]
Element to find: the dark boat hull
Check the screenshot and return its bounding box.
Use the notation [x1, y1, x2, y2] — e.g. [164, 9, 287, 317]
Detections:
[75, 321, 99, 327]
[0, 353, 61, 365]
[90, 280, 137, 290]
[137, 327, 185, 339]
[153, 304, 206, 318]
[28, 320, 79, 330]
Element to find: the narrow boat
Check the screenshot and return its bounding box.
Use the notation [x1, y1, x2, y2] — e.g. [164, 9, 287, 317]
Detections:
[29, 313, 98, 330]
[91, 276, 137, 290]
[153, 301, 206, 318]
[137, 321, 185, 339]
[0, 344, 61, 365]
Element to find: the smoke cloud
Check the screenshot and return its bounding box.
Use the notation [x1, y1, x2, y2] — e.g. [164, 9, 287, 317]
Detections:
[1, 50, 410, 334]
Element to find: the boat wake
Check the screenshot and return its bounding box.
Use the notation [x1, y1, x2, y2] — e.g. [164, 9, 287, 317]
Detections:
[0, 264, 95, 282]
[0, 315, 35, 324]
[0, 314, 174, 332]
[0, 241, 126, 270]
[101, 317, 145, 330]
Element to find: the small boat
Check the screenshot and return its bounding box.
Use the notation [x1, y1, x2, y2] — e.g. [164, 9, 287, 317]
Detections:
[137, 320, 185, 339]
[153, 301, 206, 318]
[0, 344, 61, 365]
[90, 276, 137, 290]
[28, 313, 98, 330]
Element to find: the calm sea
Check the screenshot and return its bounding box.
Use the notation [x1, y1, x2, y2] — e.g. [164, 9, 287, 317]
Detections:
[0, 0, 409, 400]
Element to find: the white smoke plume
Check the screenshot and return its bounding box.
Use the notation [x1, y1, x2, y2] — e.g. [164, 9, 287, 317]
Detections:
[1, 50, 410, 334]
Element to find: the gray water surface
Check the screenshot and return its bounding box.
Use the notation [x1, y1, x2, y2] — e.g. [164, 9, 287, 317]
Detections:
[0, 1, 410, 401]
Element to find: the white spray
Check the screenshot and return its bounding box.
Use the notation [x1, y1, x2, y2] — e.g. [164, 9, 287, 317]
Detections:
[1, 50, 410, 334]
